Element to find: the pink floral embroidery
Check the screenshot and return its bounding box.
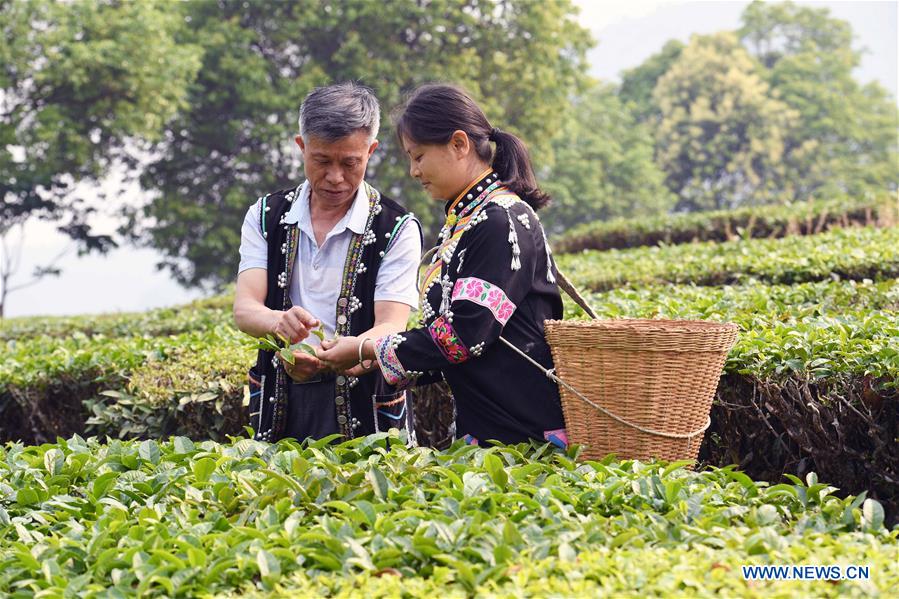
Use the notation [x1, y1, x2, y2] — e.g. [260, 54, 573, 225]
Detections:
[465, 278, 484, 298]
[487, 287, 504, 309]
[428, 315, 470, 364]
[497, 301, 515, 322]
[451, 277, 517, 326]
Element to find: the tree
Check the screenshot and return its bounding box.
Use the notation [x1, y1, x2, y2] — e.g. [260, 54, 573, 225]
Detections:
[0, 0, 201, 315]
[618, 39, 684, 123]
[129, 0, 593, 290]
[739, 0, 898, 201]
[652, 32, 798, 211]
[540, 81, 675, 233]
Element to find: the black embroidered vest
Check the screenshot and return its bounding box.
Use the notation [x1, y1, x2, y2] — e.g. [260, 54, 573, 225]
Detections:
[249, 182, 418, 441]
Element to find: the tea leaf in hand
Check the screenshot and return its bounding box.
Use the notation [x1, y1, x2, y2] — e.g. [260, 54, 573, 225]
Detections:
[280, 347, 295, 365]
[289, 342, 317, 356]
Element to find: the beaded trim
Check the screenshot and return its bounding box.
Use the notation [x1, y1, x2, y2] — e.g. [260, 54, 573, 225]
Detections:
[419, 176, 501, 309]
[451, 277, 516, 326]
[384, 213, 416, 255]
[332, 181, 381, 438]
[267, 189, 302, 440]
[493, 194, 556, 284]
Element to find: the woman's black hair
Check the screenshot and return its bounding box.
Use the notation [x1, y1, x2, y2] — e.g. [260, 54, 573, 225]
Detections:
[393, 83, 551, 210]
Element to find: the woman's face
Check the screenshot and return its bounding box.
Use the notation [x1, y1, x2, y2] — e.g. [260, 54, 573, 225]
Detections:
[402, 135, 471, 202]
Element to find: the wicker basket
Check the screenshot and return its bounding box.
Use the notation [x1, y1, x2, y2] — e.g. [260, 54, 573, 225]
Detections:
[543, 318, 738, 462]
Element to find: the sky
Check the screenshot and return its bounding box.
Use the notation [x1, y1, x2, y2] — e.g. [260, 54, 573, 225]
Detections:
[4, 0, 897, 319]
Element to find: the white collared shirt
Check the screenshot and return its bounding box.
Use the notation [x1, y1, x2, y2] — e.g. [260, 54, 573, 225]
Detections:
[238, 181, 422, 344]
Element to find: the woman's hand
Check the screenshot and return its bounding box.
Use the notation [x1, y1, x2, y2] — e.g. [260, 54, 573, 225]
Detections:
[316, 336, 359, 373]
[317, 336, 379, 375]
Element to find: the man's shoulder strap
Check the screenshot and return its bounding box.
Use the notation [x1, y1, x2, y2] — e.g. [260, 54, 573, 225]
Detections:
[374, 192, 422, 252]
[257, 186, 301, 240]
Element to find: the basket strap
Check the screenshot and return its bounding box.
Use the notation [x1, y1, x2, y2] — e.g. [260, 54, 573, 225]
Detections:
[498, 336, 711, 440]
[555, 267, 599, 320]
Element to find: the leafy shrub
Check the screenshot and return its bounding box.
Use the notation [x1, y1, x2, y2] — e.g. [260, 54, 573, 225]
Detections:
[556, 225, 899, 291]
[554, 194, 897, 254]
[0, 434, 894, 597]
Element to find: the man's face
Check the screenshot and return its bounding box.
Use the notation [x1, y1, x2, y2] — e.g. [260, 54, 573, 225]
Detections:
[296, 130, 378, 206]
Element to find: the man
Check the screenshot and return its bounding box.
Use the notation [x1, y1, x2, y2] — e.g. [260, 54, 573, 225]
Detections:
[234, 82, 422, 442]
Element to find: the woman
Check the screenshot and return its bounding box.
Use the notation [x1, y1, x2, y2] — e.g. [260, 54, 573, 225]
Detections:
[317, 83, 567, 447]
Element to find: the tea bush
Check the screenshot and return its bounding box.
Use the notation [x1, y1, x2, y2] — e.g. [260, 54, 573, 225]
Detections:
[1, 434, 895, 597]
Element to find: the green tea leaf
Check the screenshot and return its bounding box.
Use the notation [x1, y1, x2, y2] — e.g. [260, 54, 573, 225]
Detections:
[280, 347, 295, 365]
[368, 467, 390, 501]
[91, 472, 118, 500]
[861, 498, 885, 530]
[192, 457, 216, 483]
[173, 436, 195, 454]
[257, 549, 281, 582]
[138, 440, 160, 465]
[484, 453, 508, 490]
[43, 448, 65, 476]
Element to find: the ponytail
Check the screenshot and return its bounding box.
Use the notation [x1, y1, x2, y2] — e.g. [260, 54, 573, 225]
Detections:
[489, 127, 551, 210]
[394, 83, 552, 211]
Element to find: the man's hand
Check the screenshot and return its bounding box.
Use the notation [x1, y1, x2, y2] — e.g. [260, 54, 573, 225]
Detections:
[279, 349, 324, 382]
[272, 306, 320, 345]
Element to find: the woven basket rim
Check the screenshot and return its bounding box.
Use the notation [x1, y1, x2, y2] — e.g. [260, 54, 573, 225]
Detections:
[545, 318, 738, 332]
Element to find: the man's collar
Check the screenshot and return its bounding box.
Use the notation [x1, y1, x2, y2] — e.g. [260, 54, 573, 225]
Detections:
[283, 181, 370, 235]
[345, 182, 371, 234]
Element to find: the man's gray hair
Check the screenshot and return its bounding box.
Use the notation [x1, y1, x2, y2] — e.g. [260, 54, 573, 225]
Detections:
[299, 81, 380, 142]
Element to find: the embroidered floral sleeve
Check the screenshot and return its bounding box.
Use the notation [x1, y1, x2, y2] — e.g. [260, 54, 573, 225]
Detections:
[374, 334, 421, 390]
[451, 277, 516, 325]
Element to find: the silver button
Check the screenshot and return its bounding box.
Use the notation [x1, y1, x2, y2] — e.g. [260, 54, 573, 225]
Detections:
[337, 314, 347, 325]
[336, 376, 346, 386]
[337, 297, 348, 308]
[337, 415, 347, 425]
[335, 396, 345, 405]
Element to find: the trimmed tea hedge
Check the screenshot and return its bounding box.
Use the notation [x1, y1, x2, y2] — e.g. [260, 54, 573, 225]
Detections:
[554, 194, 897, 254]
[0, 326, 252, 444]
[0, 295, 232, 342]
[0, 434, 894, 597]
[3, 279, 896, 521]
[556, 225, 899, 291]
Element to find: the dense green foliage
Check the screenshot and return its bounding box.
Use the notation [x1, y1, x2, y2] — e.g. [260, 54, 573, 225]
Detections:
[128, 0, 593, 287]
[540, 82, 675, 234]
[617, 1, 897, 214]
[739, 1, 899, 202]
[0, 434, 894, 597]
[556, 225, 899, 291]
[4, 0, 894, 294]
[652, 32, 797, 210]
[553, 194, 897, 253]
[0, 0, 200, 246]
